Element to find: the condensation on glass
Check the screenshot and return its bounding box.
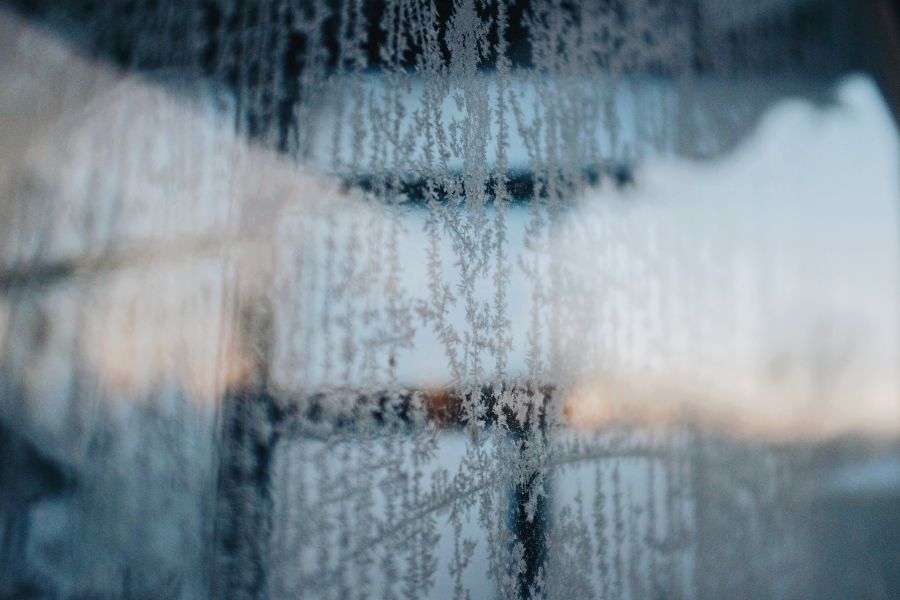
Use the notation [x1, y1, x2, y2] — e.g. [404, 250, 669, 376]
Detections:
[0, 1, 898, 599]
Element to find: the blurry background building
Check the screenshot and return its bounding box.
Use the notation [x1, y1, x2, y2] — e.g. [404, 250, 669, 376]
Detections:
[1, 1, 900, 599]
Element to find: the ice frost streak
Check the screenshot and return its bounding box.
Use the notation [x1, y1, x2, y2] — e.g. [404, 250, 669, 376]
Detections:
[0, 2, 896, 600]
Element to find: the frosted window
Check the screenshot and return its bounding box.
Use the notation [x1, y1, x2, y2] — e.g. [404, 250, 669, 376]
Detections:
[0, 2, 898, 599]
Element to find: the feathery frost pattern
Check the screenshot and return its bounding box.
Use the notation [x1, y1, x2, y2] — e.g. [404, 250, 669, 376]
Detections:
[0, 1, 896, 599]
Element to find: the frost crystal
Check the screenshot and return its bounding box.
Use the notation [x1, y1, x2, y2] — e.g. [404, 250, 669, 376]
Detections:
[0, 2, 894, 599]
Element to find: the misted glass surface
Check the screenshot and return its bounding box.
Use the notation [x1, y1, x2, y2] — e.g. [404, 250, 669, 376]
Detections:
[1, 1, 899, 599]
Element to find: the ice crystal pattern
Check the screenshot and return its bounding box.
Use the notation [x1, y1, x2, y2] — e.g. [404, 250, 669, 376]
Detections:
[0, 2, 889, 600]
